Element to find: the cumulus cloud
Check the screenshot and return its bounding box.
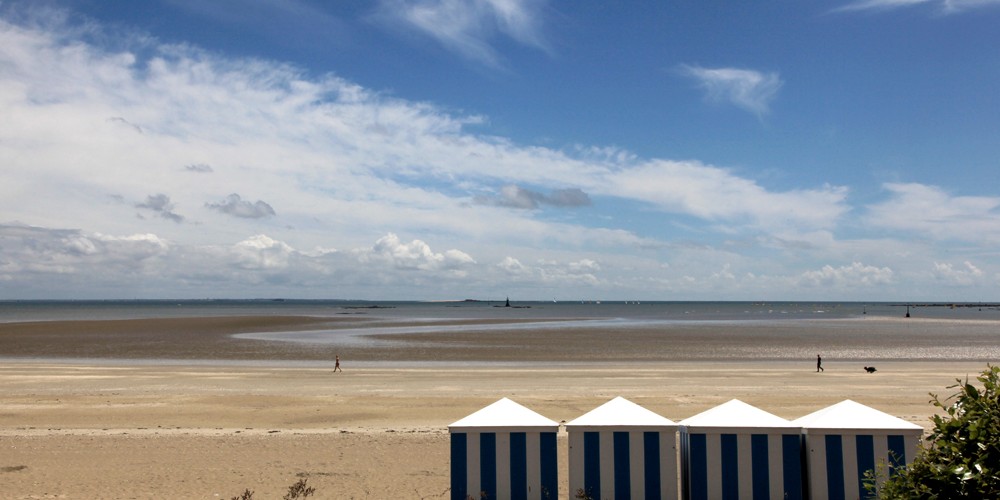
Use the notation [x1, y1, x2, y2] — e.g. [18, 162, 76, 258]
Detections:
[378, 0, 550, 67]
[0, 224, 483, 297]
[797, 262, 894, 288]
[232, 234, 294, 270]
[679, 65, 783, 117]
[358, 233, 475, 271]
[932, 261, 983, 286]
[0, 224, 169, 280]
[206, 194, 276, 219]
[497, 256, 529, 274]
[136, 194, 184, 223]
[474, 185, 591, 209]
[494, 256, 602, 287]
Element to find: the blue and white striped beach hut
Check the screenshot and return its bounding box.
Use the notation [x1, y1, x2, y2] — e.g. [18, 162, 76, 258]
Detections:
[449, 398, 559, 500]
[679, 399, 803, 500]
[565, 396, 679, 500]
[793, 399, 923, 500]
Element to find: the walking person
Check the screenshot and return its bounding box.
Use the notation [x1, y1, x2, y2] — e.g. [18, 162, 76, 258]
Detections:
[816, 354, 824, 372]
[334, 354, 342, 373]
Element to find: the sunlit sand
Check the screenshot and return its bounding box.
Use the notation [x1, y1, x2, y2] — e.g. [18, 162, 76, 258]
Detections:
[0, 315, 994, 498]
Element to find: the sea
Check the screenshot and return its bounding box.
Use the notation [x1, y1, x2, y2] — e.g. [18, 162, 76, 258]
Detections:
[2, 300, 999, 362]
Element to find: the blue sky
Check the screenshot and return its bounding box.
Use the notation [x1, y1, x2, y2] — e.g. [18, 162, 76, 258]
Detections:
[1, 0, 998, 300]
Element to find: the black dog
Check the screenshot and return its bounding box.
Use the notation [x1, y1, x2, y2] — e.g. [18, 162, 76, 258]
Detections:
[864, 366, 877, 373]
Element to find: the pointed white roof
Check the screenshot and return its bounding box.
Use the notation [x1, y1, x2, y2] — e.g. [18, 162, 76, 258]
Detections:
[566, 397, 677, 431]
[679, 399, 798, 433]
[793, 400, 923, 434]
[449, 398, 559, 432]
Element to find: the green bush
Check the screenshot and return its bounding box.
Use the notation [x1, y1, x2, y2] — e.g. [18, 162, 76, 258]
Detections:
[867, 365, 1000, 498]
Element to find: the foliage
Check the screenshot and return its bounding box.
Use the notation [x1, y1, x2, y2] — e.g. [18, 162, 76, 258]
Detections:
[230, 489, 254, 500]
[228, 478, 315, 500]
[867, 365, 1000, 498]
[283, 479, 315, 499]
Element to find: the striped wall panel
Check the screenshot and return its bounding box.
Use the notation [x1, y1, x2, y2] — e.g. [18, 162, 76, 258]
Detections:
[450, 431, 557, 500]
[803, 433, 919, 500]
[683, 433, 802, 500]
[568, 430, 679, 500]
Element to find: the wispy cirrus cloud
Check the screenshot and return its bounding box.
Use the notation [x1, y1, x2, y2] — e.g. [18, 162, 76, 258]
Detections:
[865, 183, 1000, 243]
[0, 10, 850, 255]
[378, 0, 550, 67]
[606, 159, 848, 233]
[679, 65, 783, 117]
[3, 7, 997, 300]
[834, 0, 1000, 13]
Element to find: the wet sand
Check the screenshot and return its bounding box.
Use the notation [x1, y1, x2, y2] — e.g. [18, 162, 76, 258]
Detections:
[0, 315, 996, 498]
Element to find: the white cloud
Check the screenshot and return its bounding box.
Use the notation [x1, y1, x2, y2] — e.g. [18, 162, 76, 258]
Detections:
[865, 183, 1000, 243]
[233, 234, 294, 270]
[606, 159, 849, 232]
[378, 0, 550, 67]
[358, 233, 475, 271]
[944, 0, 1000, 11]
[490, 257, 603, 288]
[0, 224, 482, 298]
[1, 9, 996, 300]
[0, 224, 169, 281]
[568, 259, 600, 273]
[797, 262, 894, 288]
[932, 261, 983, 286]
[498, 256, 528, 274]
[834, 0, 1000, 12]
[679, 65, 783, 117]
[834, 0, 932, 12]
[0, 12, 849, 251]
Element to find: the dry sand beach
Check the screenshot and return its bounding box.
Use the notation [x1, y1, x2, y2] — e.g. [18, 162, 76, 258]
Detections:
[0, 310, 997, 498]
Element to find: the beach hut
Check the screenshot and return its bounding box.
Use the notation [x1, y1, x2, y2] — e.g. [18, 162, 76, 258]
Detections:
[793, 399, 923, 500]
[565, 396, 679, 500]
[679, 399, 803, 500]
[449, 398, 559, 500]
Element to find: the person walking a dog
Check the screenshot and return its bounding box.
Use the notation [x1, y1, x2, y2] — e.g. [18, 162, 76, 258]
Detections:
[816, 354, 824, 372]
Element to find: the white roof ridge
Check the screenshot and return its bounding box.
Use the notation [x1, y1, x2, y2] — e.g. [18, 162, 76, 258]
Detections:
[449, 397, 559, 429]
[679, 399, 798, 429]
[566, 396, 677, 427]
[793, 399, 923, 431]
